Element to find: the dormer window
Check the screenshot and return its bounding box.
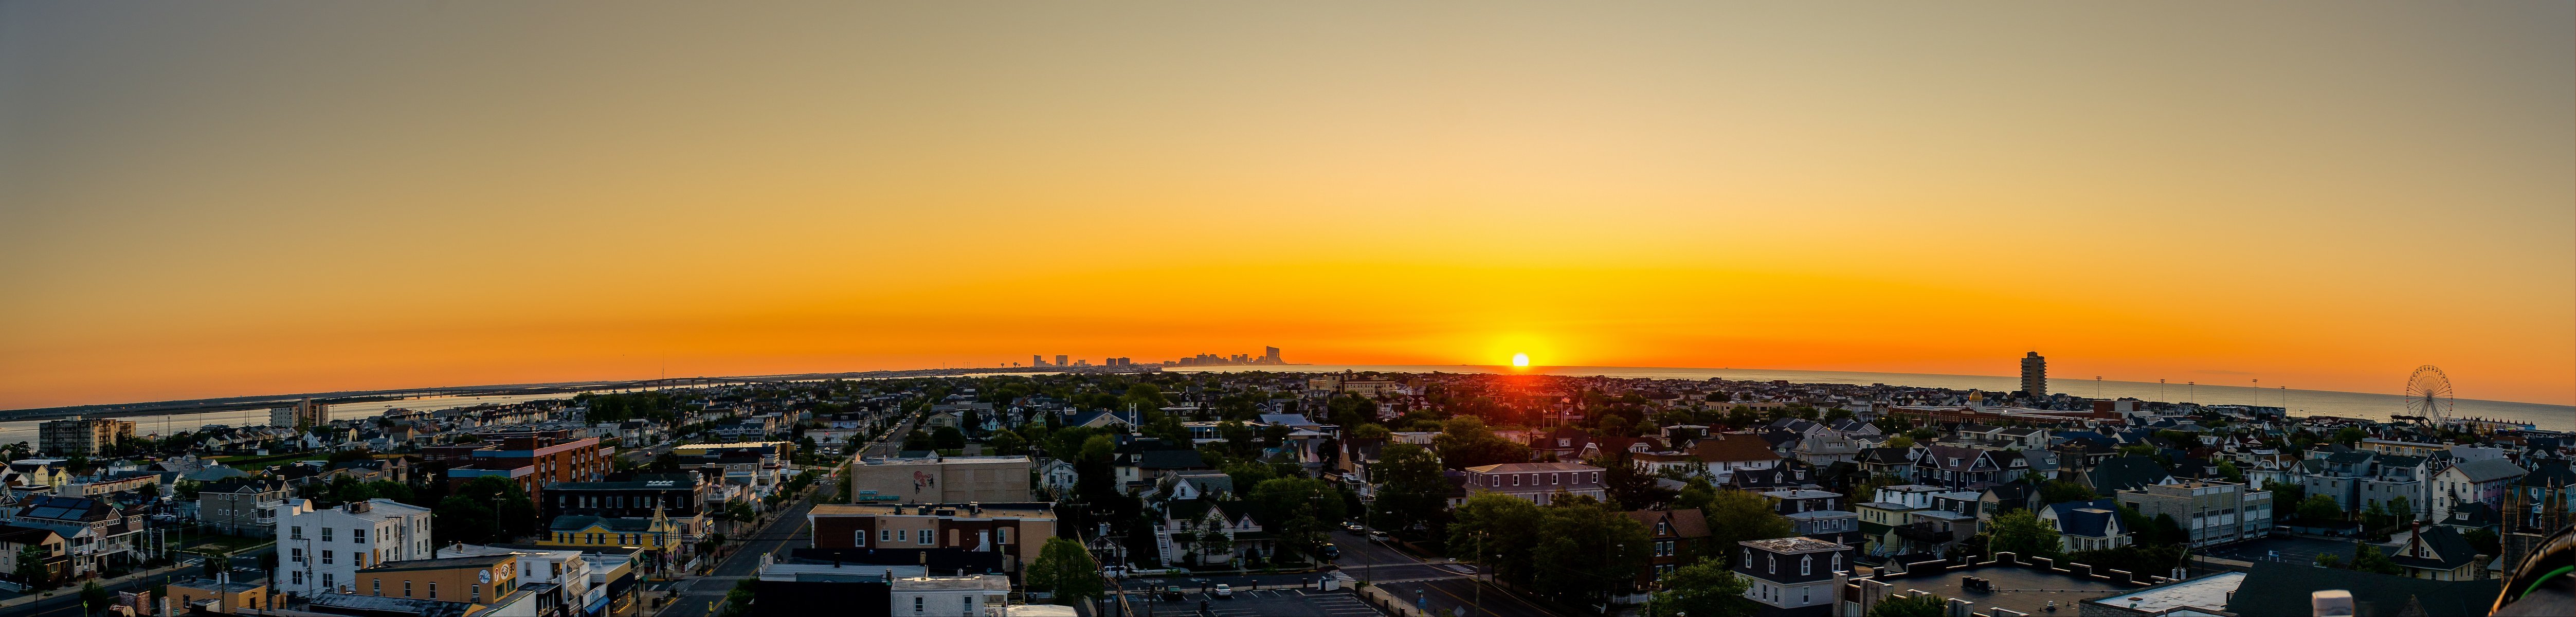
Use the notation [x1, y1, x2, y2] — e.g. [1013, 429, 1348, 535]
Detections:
[1801, 555, 1812, 575]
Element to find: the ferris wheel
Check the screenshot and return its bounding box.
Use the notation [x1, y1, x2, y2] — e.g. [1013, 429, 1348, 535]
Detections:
[2403, 365, 2454, 425]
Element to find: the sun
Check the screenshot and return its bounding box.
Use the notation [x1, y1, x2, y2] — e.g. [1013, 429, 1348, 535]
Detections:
[1511, 353, 1530, 367]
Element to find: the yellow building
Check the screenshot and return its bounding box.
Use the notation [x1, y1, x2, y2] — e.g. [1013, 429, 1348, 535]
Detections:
[353, 554, 519, 605]
[542, 511, 687, 554]
[167, 577, 269, 613]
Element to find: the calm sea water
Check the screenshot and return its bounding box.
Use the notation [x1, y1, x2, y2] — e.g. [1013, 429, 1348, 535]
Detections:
[1168, 365, 2575, 432]
[0, 392, 586, 448]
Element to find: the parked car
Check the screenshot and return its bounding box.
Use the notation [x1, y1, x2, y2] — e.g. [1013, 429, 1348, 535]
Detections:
[1345, 522, 1365, 532]
[1214, 584, 1232, 597]
[1101, 566, 1128, 579]
[1367, 531, 1391, 542]
[1320, 543, 1341, 560]
[1159, 586, 1185, 601]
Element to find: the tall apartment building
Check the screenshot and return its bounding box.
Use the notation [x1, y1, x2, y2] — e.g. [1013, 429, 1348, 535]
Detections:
[1055, 355, 1068, 368]
[270, 399, 331, 429]
[2115, 480, 2272, 548]
[2020, 352, 2047, 397]
[1264, 346, 1281, 363]
[275, 498, 434, 598]
[849, 456, 1032, 504]
[36, 417, 134, 457]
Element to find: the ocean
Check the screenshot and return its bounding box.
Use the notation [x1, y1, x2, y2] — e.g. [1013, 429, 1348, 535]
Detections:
[1165, 365, 2574, 432]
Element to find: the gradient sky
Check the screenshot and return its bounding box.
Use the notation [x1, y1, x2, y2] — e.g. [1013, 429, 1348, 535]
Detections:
[4, 2, 2570, 409]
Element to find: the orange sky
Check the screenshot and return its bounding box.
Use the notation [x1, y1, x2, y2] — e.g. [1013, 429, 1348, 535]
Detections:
[3, 2, 2570, 408]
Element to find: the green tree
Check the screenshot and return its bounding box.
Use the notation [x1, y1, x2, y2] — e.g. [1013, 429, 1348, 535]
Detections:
[1673, 478, 1719, 511]
[2313, 553, 2341, 568]
[2146, 514, 2188, 546]
[81, 580, 112, 614]
[1985, 511, 2062, 559]
[1600, 452, 1676, 511]
[1648, 560, 1755, 617]
[1529, 499, 1653, 605]
[2348, 540, 2401, 574]
[2263, 480, 2306, 509]
[2297, 494, 2345, 523]
[1432, 417, 1533, 470]
[933, 426, 967, 450]
[1702, 490, 1797, 566]
[13, 546, 48, 589]
[1369, 443, 1450, 535]
[2332, 427, 2367, 446]
[1868, 592, 1948, 617]
[1244, 478, 1347, 560]
[1449, 494, 1546, 587]
[1026, 537, 1103, 604]
[1882, 435, 1915, 449]
[2039, 480, 2099, 505]
[987, 430, 1028, 456]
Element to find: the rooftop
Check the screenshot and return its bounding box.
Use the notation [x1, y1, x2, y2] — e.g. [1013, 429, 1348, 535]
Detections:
[2085, 572, 2245, 614]
[807, 502, 1057, 519]
[859, 456, 1031, 466]
[363, 554, 514, 573]
[1740, 536, 1846, 554]
[1884, 562, 2134, 616]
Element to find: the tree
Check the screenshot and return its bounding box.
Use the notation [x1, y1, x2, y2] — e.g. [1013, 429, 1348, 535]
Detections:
[2297, 494, 2345, 524]
[1529, 500, 1653, 606]
[1702, 491, 1797, 566]
[1244, 478, 1347, 560]
[2216, 461, 2244, 483]
[1986, 511, 2062, 559]
[2146, 514, 2188, 546]
[81, 580, 112, 614]
[2263, 480, 2306, 509]
[432, 476, 538, 545]
[1433, 417, 1533, 470]
[1600, 452, 1676, 511]
[1449, 494, 1546, 586]
[1882, 435, 1915, 449]
[1673, 478, 1719, 511]
[1648, 560, 1756, 617]
[13, 546, 48, 589]
[1868, 592, 1948, 617]
[2332, 427, 2367, 446]
[2313, 553, 2340, 568]
[2348, 540, 2401, 575]
[2039, 480, 2099, 506]
[1026, 537, 1103, 604]
[2464, 528, 2502, 556]
[987, 430, 1028, 456]
[1369, 443, 1450, 536]
[933, 426, 967, 450]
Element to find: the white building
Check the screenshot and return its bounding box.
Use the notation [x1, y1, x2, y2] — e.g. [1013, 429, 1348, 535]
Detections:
[446, 543, 600, 615]
[274, 498, 433, 597]
[894, 574, 1010, 617]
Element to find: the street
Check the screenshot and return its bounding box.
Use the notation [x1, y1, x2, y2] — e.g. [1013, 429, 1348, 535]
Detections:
[1111, 529, 1555, 617]
[650, 408, 912, 616]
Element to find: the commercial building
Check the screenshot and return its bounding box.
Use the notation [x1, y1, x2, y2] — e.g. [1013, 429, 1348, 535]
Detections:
[351, 553, 521, 605]
[806, 502, 1057, 569]
[849, 456, 1032, 504]
[1459, 462, 1607, 505]
[274, 498, 435, 597]
[438, 431, 611, 505]
[167, 577, 271, 614]
[35, 417, 134, 457]
[2020, 352, 2047, 396]
[2115, 480, 2271, 548]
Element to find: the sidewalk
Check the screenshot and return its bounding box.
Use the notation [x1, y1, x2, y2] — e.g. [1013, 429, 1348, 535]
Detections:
[0, 562, 198, 612]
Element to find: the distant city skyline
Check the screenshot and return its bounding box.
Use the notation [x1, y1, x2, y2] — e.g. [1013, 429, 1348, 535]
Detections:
[1, 3, 2568, 409]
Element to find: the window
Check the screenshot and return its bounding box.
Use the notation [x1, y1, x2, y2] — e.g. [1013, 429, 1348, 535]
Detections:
[996, 528, 1009, 544]
[1831, 553, 1841, 571]
[353, 528, 367, 543]
[919, 531, 934, 546]
[881, 529, 894, 542]
[856, 531, 868, 547]
[322, 550, 334, 565]
[1767, 555, 1775, 573]
[914, 596, 924, 612]
[1744, 549, 1751, 565]
[404, 581, 413, 597]
[1801, 555, 1811, 575]
[429, 583, 439, 600]
[291, 548, 304, 564]
[291, 526, 303, 540]
[472, 584, 481, 603]
[373, 580, 382, 596]
[322, 573, 334, 591]
[897, 529, 909, 542]
[1513, 475, 1522, 486]
[292, 571, 303, 585]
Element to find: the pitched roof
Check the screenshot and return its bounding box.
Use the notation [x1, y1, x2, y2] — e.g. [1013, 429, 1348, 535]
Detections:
[1689, 434, 1778, 464]
[2089, 456, 2172, 494]
[1857, 448, 1916, 465]
[2391, 525, 2479, 572]
[2516, 460, 2575, 488]
[2057, 507, 2117, 538]
[2446, 458, 2527, 483]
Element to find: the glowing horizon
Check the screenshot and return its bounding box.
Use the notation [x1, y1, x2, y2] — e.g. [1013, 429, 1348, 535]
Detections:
[1, 3, 2569, 409]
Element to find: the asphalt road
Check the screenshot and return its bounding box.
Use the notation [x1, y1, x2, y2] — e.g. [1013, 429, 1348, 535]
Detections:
[1115, 529, 1555, 617]
[650, 410, 909, 616]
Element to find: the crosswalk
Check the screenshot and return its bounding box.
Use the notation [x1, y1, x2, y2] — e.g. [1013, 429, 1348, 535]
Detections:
[1327, 570, 1357, 584]
[1438, 564, 1477, 576]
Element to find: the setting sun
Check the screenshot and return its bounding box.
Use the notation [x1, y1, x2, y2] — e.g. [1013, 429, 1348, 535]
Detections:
[1511, 353, 1531, 368]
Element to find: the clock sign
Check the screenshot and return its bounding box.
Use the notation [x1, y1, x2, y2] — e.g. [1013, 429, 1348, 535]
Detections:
[479, 569, 493, 584]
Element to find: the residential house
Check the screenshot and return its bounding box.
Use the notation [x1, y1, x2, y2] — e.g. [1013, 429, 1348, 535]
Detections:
[1460, 463, 1606, 505]
[1913, 445, 2005, 491]
[1734, 537, 1853, 616]
[2036, 499, 2130, 553]
[2431, 459, 2526, 521]
[196, 478, 290, 537]
[1627, 509, 1713, 587]
[5, 495, 142, 579]
[2388, 524, 2481, 581]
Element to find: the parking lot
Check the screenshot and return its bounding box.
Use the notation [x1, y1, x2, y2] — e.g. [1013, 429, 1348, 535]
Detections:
[1119, 587, 1383, 617]
[2202, 535, 2370, 566]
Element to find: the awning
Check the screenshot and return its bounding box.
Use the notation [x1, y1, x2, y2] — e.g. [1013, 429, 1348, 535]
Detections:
[584, 593, 612, 615]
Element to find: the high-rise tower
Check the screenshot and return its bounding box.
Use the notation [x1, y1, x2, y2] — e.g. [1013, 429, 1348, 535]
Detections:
[2020, 352, 2047, 397]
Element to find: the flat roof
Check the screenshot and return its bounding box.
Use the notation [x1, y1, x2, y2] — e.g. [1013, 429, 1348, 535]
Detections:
[2085, 572, 2245, 614]
[858, 456, 1030, 465]
[1891, 563, 2134, 616]
[807, 503, 1056, 519]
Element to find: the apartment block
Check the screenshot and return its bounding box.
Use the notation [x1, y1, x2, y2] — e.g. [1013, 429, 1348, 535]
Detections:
[275, 498, 434, 597]
[36, 417, 133, 457]
[849, 456, 1032, 504]
[2116, 480, 2272, 548]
